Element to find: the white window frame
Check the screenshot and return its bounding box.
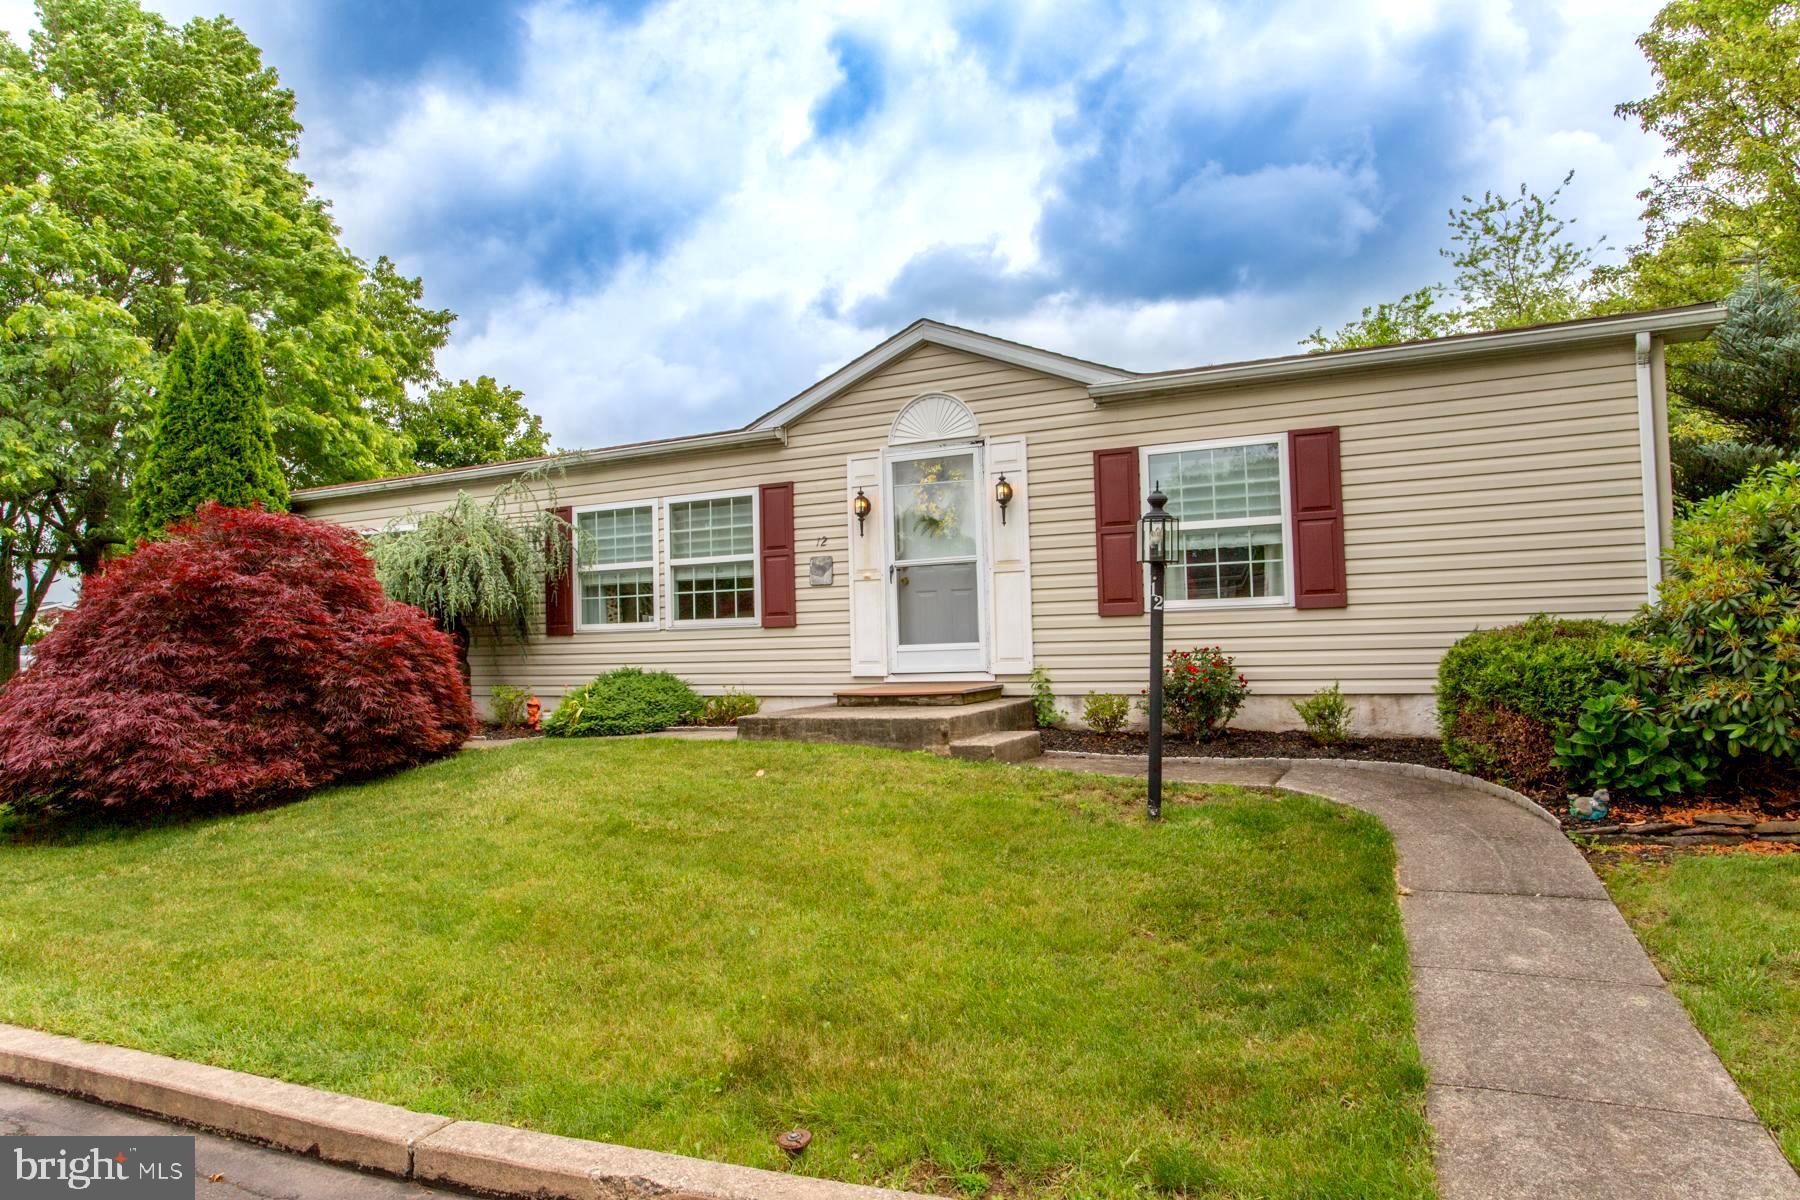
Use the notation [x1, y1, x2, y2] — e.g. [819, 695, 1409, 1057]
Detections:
[571, 499, 660, 632]
[663, 488, 761, 629]
[1140, 433, 1294, 611]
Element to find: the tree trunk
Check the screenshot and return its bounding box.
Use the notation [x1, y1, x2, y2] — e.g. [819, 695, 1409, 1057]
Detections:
[450, 619, 472, 693]
[0, 638, 22, 687]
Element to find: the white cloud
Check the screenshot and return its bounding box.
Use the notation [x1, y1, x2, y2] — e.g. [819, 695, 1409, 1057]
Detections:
[25, 0, 1673, 453]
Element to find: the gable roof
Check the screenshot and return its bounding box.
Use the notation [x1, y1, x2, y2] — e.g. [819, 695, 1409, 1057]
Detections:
[292, 304, 1723, 504]
[746, 318, 1133, 430]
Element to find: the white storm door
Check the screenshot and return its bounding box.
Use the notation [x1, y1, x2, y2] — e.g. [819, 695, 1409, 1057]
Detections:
[885, 444, 988, 675]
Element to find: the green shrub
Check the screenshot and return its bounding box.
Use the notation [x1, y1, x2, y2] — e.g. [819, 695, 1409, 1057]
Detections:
[1293, 683, 1352, 746]
[1437, 615, 1625, 786]
[698, 688, 760, 726]
[488, 684, 529, 729]
[543, 669, 703, 737]
[1630, 463, 1800, 768]
[1158, 647, 1250, 740]
[1083, 692, 1130, 736]
[1028, 666, 1060, 728]
[1552, 685, 1707, 799]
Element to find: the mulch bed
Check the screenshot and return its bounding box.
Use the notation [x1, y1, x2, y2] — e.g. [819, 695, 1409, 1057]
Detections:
[1041, 728, 1800, 858]
[1039, 727, 1454, 768]
[476, 724, 542, 741]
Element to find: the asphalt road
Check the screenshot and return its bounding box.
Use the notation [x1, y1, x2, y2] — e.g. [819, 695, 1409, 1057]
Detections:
[0, 1080, 470, 1199]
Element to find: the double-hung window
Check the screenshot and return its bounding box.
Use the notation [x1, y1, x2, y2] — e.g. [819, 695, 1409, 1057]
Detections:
[1143, 435, 1290, 607]
[666, 491, 757, 623]
[574, 502, 657, 628]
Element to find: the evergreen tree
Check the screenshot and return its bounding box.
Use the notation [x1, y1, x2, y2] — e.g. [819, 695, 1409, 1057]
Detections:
[131, 311, 288, 535]
[129, 324, 203, 539]
[1670, 272, 1800, 501]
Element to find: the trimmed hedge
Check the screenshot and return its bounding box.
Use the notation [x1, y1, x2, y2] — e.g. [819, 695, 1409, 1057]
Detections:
[1437, 615, 1625, 791]
[544, 668, 704, 737]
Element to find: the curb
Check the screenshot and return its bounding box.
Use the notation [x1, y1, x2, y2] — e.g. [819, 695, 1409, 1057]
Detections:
[1038, 750, 1562, 828]
[0, 1024, 923, 1200]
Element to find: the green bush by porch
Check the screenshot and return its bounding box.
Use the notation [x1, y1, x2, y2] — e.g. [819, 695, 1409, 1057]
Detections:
[0, 740, 1433, 1200]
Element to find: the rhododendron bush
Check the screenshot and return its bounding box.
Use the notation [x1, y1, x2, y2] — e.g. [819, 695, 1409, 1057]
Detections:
[0, 504, 475, 816]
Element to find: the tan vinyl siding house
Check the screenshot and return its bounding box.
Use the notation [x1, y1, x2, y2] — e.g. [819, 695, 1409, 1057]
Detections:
[293, 305, 1718, 735]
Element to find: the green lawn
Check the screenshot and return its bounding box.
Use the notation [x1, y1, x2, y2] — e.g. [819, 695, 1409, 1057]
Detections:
[1600, 852, 1800, 1170]
[0, 740, 1432, 1199]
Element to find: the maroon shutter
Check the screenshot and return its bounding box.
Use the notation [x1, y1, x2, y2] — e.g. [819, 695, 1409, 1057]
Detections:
[759, 482, 796, 628]
[1288, 427, 1347, 609]
[544, 505, 575, 636]
[1093, 448, 1143, 616]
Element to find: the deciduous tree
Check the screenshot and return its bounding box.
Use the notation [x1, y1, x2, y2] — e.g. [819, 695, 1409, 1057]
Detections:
[1304, 175, 1602, 351]
[1616, 0, 1800, 295]
[0, 503, 474, 817]
[0, 0, 538, 680]
[398, 376, 552, 472]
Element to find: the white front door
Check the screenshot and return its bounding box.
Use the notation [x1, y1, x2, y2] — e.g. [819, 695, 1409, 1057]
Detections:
[885, 444, 988, 675]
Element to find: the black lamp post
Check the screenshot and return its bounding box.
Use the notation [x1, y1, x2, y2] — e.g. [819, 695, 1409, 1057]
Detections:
[1138, 484, 1177, 820]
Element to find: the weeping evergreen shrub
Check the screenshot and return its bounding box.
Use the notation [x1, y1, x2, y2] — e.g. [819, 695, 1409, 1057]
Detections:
[370, 475, 570, 643]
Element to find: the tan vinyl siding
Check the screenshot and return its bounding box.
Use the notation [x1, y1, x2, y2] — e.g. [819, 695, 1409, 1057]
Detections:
[296, 337, 1653, 709]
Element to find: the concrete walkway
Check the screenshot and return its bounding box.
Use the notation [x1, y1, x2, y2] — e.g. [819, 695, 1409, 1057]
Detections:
[1035, 752, 1800, 1200]
[0, 1080, 468, 1198]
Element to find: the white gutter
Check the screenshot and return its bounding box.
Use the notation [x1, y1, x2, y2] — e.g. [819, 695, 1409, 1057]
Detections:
[1636, 331, 1664, 598]
[293, 427, 787, 504]
[1088, 304, 1724, 402]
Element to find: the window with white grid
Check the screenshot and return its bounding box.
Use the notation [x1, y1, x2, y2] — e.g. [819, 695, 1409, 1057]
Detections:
[574, 503, 656, 627]
[667, 492, 757, 623]
[1144, 437, 1289, 605]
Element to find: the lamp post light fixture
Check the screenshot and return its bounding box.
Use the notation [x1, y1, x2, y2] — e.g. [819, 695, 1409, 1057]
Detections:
[1137, 483, 1178, 821]
[995, 473, 1014, 524]
[852, 488, 871, 536]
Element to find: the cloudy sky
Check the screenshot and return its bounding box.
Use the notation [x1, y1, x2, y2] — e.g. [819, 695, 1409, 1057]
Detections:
[2, 0, 1672, 453]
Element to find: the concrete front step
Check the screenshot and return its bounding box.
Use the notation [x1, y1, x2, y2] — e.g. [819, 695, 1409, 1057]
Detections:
[834, 683, 1004, 706]
[948, 730, 1042, 763]
[738, 698, 1033, 753]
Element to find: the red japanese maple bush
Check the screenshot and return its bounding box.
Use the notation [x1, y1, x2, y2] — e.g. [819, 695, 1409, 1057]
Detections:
[0, 504, 475, 818]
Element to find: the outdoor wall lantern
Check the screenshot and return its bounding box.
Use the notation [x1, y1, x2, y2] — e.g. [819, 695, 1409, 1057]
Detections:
[1137, 484, 1177, 820]
[852, 488, 871, 536]
[995, 473, 1014, 524]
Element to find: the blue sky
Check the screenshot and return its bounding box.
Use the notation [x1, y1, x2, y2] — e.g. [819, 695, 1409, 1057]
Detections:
[1, 0, 1670, 455]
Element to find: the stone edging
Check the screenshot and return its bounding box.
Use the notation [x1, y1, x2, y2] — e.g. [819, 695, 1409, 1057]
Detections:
[0, 1023, 920, 1200]
[1039, 750, 1562, 828]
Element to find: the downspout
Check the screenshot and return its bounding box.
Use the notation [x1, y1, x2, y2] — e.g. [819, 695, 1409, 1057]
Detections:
[1635, 331, 1664, 599]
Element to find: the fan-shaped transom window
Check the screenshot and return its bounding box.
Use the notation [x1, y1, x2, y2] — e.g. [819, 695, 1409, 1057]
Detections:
[889, 392, 979, 446]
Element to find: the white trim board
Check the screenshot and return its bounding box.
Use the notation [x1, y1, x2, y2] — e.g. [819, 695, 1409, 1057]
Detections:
[1635, 331, 1665, 600]
[294, 428, 787, 503]
[1089, 304, 1724, 403]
